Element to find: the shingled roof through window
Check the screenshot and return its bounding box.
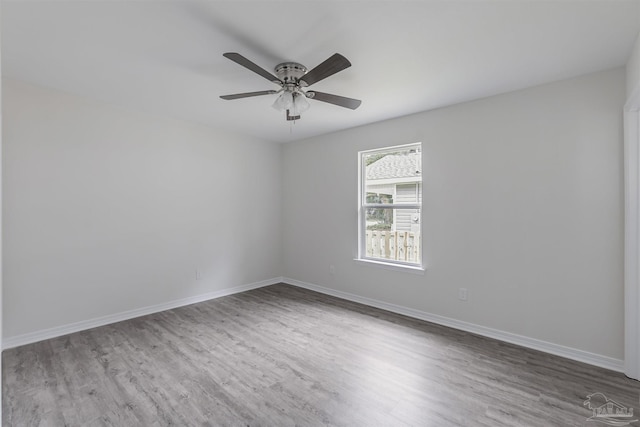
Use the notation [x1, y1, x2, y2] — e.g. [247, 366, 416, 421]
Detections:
[366, 152, 421, 180]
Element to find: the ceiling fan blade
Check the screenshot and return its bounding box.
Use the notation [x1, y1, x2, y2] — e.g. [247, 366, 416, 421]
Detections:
[300, 53, 352, 87]
[307, 91, 361, 110]
[220, 90, 278, 100]
[223, 52, 282, 84]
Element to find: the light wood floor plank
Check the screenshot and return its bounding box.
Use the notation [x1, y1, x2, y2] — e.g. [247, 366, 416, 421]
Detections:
[3, 283, 639, 426]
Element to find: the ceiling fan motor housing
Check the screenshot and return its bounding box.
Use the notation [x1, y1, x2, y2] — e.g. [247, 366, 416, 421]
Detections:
[274, 62, 307, 84]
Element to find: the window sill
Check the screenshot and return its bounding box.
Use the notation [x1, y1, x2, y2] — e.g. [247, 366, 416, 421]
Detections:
[353, 258, 426, 275]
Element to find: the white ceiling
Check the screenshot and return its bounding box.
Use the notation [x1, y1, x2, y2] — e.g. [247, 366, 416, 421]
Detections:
[2, 1, 639, 143]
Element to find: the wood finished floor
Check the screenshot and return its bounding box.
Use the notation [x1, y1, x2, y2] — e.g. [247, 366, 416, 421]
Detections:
[3, 284, 639, 426]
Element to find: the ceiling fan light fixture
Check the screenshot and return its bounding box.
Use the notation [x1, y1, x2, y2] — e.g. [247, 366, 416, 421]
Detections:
[291, 92, 310, 116]
[272, 91, 293, 111]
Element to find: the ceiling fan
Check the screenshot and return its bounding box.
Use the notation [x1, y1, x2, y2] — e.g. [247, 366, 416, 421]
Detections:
[220, 52, 362, 121]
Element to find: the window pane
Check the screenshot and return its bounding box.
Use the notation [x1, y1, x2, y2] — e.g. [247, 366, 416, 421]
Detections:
[360, 142, 422, 267]
[364, 208, 420, 264]
[364, 147, 421, 204]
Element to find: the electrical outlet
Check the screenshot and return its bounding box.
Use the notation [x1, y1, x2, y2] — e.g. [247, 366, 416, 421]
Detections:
[196, 269, 202, 280]
[458, 288, 468, 301]
[329, 265, 336, 275]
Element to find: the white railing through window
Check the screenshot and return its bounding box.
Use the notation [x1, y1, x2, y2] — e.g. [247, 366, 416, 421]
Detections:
[364, 230, 420, 264]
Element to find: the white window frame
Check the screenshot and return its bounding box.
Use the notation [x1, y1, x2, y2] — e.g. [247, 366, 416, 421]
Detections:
[357, 142, 423, 270]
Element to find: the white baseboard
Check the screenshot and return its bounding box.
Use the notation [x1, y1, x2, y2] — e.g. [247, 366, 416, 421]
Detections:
[2, 277, 284, 350]
[283, 277, 624, 373]
[5, 276, 624, 373]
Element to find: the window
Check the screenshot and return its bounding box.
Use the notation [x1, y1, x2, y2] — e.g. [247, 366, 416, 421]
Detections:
[358, 143, 422, 267]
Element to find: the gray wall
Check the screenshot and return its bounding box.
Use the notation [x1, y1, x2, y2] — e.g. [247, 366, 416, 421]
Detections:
[2, 78, 283, 339]
[2, 68, 626, 364]
[283, 68, 625, 360]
